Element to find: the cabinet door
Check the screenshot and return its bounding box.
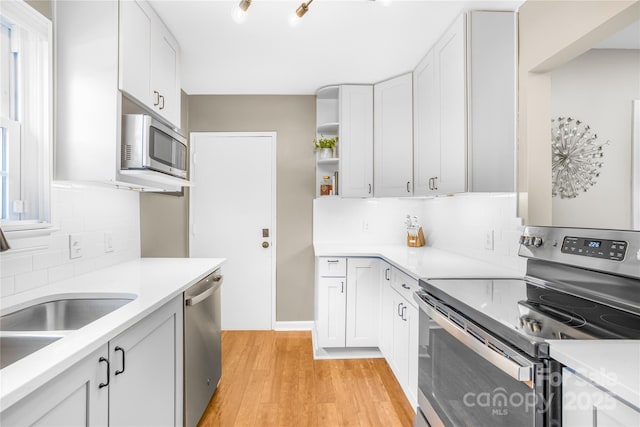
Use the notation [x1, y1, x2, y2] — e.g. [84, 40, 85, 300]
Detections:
[119, 0, 152, 106]
[413, 50, 440, 197]
[151, 22, 181, 128]
[316, 277, 347, 348]
[109, 296, 183, 427]
[374, 73, 414, 197]
[563, 369, 640, 427]
[379, 262, 393, 359]
[345, 258, 380, 347]
[391, 292, 409, 384]
[406, 302, 419, 407]
[436, 14, 467, 194]
[340, 85, 374, 198]
[0, 346, 109, 426]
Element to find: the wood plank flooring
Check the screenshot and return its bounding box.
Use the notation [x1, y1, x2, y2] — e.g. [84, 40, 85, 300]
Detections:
[198, 331, 415, 427]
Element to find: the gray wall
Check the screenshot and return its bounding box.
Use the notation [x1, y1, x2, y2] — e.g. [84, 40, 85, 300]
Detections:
[139, 91, 190, 258]
[187, 95, 316, 321]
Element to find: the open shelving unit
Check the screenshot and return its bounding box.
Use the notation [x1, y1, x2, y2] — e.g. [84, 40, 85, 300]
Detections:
[316, 85, 341, 197]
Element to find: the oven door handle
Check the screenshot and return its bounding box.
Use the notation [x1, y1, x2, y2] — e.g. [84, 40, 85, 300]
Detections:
[416, 295, 534, 386]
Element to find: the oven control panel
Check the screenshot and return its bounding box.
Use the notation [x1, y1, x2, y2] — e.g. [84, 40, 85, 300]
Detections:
[561, 236, 627, 261]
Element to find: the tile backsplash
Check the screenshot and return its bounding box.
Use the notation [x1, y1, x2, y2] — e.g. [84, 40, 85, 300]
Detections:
[0, 185, 140, 297]
[314, 193, 525, 273]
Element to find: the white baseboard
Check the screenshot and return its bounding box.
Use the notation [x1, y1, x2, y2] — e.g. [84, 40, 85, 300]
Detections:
[273, 320, 314, 331]
[310, 324, 383, 360]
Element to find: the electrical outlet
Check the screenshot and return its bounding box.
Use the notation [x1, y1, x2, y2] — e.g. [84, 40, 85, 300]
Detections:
[104, 232, 114, 253]
[69, 234, 83, 259]
[484, 229, 494, 251]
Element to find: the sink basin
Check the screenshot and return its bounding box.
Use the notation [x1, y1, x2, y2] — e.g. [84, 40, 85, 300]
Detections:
[0, 298, 134, 332]
[0, 335, 63, 369]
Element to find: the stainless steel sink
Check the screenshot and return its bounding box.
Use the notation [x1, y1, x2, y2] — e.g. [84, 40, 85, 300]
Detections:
[0, 298, 133, 332]
[0, 335, 63, 369]
[0, 297, 134, 369]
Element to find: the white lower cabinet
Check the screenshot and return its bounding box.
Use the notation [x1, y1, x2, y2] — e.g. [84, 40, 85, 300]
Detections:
[563, 369, 640, 427]
[378, 261, 393, 360]
[109, 295, 183, 426]
[0, 346, 109, 426]
[315, 257, 380, 348]
[1, 296, 183, 426]
[388, 268, 419, 407]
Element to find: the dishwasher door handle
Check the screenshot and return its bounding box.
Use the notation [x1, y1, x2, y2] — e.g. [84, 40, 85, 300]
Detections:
[186, 275, 223, 306]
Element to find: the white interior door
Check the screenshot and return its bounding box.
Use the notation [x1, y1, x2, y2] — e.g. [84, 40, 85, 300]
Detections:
[190, 132, 276, 330]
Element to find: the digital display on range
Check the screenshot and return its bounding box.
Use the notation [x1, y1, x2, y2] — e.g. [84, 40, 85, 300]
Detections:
[562, 236, 627, 261]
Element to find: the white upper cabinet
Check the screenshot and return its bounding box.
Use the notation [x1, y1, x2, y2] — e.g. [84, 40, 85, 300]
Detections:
[437, 15, 467, 194]
[413, 11, 516, 195]
[413, 51, 439, 196]
[340, 85, 374, 198]
[374, 73, 414, 197]
[119, 0, 181, 129]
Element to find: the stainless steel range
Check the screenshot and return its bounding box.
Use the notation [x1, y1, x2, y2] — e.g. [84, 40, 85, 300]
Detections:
[414, 226, 640, 427]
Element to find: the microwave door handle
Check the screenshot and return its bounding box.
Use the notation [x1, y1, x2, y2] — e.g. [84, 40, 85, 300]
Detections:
[415, 295, 534, 386]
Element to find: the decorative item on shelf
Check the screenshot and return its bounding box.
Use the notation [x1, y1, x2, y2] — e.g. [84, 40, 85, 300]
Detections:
[313, 135, 338, 160]
[405, 215, 426, 247]
[551, 117, 609, 199]
[320, 175, 333, 196]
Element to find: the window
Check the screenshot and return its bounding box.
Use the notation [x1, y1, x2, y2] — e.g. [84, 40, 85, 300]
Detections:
[0, 0, 52, 232]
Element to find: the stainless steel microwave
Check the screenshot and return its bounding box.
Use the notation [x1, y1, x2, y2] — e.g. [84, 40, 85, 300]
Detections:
[121, 114, 187, 179]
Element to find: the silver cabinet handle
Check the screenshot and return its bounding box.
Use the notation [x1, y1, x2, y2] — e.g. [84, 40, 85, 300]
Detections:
[401, 305, 407, 321]
[433, 177, 438, 190]
[368, 183, 372, 194]
[153, 90, 160, 106]
[326, 259, 340, 264]
[415, 295, 533, 384]
[384, 268, 390, 281]
[114, 346, 125, 375]
[159, 95, 165, 110]
[401, 283, 410, 290]
[340, 281, 344, 294]
[428, 178, 434, 190]
[397, 302, 403, 316]
[406, 181, 411, 193]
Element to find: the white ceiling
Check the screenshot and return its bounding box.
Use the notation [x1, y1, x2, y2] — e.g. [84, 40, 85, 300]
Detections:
[149, 0, 524, 95]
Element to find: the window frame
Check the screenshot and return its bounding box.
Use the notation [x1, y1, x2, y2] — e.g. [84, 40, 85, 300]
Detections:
[0, 0, 53, 238]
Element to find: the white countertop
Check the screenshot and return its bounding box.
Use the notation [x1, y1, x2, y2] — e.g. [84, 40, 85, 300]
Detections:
[549, 340, 640, 409]
[0, 257, 225, 412]
[313, 243, 524, 279]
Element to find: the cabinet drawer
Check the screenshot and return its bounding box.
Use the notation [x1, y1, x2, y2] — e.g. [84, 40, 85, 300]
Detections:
[391, 268, 419, 307]
[318, 257, 347, 277]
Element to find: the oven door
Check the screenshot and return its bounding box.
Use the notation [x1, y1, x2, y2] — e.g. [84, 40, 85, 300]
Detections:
[415, 293, 551, 427]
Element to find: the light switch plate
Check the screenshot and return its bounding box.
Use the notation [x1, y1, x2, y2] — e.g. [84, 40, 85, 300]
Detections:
[69, 234, 83, 259]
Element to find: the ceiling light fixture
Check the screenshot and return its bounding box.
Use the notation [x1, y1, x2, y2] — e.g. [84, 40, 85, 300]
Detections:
[295, 0, 314, 18]
[232, 0, 252, 23]
[290, 0, 314, 26]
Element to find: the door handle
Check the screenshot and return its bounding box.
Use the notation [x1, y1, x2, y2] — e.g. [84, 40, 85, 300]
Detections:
[262, 241, 269, 248]
[98, 357, 110, 388]
[115, 346, 125, 375]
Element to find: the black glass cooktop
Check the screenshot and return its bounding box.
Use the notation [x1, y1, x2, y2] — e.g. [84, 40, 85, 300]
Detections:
[418, 277, 640, 359]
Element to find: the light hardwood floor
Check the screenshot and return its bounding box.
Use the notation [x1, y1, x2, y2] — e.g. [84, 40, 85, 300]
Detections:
[198, 331, 415, 427]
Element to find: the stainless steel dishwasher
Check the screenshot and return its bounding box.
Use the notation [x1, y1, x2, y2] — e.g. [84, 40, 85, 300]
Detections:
[184, 270, 223, 427]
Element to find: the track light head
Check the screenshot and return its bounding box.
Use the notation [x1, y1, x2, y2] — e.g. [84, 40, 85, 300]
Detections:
[238, 0, 251, 12]
[295, 0, 314, 18]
